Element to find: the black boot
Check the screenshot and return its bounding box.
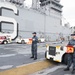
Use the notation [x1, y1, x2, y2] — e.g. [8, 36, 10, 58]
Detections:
[34, 58, 37, 60]
[64, 67, 70, 71]
[30, 56, 34, 58]
[71, 69, 75, 74]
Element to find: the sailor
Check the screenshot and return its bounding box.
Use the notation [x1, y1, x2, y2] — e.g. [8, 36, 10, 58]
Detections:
[64, 33, 75, 74]
[30, 32, 38, 60]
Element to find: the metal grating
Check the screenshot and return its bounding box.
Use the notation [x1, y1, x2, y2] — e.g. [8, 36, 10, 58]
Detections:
[49, 46, 56, 56]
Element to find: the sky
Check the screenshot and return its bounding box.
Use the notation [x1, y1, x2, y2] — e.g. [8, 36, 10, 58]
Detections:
[25, 0, 75, 27]
[60, 0, 75, 27]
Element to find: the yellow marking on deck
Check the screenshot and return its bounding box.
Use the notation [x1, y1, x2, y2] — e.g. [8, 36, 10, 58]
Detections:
[0, 60, 53, 75]
[56, 46, 60, 49]
[55, 60, 61, 62]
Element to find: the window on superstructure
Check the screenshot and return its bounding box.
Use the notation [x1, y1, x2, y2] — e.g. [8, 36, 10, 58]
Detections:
[40, 1, 50, 6]
[9, 0, 23, 5]
[52, 1, 61, 9]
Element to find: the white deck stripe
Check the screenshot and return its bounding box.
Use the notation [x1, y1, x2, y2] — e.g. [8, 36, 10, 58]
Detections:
[0, 65, 13, 69]
[0, 54, 16, 57]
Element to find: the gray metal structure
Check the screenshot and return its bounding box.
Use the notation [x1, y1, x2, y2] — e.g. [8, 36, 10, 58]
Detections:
[0, 0, 71, 41]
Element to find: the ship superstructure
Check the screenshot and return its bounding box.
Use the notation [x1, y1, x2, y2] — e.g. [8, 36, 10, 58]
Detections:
[0, 0, 71, 41]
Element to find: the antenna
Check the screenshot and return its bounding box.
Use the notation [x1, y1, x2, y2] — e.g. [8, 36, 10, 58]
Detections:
[32, 0, 39, 9]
